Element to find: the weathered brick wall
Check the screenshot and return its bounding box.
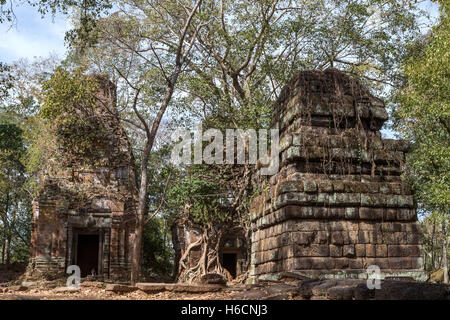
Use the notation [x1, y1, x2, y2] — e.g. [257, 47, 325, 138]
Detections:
[249, 69, 425, 281]
[28, 76, 137, 280]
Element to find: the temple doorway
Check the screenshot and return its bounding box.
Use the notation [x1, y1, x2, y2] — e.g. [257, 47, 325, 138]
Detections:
[219, 229, 247, 279]
[76, 234, 99, 277]
[222, 253, 237, 278]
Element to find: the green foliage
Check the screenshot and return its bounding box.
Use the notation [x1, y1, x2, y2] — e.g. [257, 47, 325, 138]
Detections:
[0, 118, 26, 194]
[23, 117, 53, 180]
[40, 67, 110, 163]
[0, 123, 25, 169]
[142, 217, 173, 277]
[178, 0, 426, 132]
[0, 116, 31, 263]
[0, 58, 56, 263]
[395, 0, 449, 214]
[420, 212, 449, 271]
[167, 172, 228, 225]
[40, 67, 98, 120]
[0, 62, 13, 101]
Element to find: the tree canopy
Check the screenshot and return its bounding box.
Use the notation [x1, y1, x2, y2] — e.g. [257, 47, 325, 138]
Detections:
[395, 0, 449, 214]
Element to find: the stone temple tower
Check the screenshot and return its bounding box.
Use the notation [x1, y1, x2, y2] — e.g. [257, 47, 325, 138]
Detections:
[249, 69, 425, 282]
[28, 76, 137, 280]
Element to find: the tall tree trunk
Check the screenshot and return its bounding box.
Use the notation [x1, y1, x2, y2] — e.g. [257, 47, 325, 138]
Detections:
[4, 237, 10, 265]
[1, 237, 5, 264]
[128, 0, 201, 285]
[171, 224, 181, 281]
[1, 192, 9, 265]
[130, 142, 150, 285]
[130, 74, 178, 285]
[443, 220, 448, 284]
[431, 218, 436, 270]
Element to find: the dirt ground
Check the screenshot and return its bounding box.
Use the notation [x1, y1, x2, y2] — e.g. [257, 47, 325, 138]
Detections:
[0, 264, 238, 300]
[0, 287, 234, 300]
[0, 272, 301, 300]
[0, 281, 304, 300]
[1, 265, 447, 300]
[0, 263, 299, 300]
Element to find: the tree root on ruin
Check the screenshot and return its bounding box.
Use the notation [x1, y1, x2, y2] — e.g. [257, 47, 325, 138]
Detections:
[176, 226, 232, 283]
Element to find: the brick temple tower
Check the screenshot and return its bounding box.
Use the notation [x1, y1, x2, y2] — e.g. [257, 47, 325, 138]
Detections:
[28, 76, 137, 280]
[249, 69, 425, 282]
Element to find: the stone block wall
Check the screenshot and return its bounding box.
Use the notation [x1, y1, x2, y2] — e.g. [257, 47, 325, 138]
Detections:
[249, 69, 425, 281]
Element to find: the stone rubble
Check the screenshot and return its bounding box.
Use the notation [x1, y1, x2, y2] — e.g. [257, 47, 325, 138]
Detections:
[0, 278, 449, 300]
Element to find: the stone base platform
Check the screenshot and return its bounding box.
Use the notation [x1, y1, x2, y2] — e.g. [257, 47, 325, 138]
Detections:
[252, 269, 428, 283]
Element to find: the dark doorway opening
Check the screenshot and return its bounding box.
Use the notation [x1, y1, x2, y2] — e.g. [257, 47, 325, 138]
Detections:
[77, 234, 99, 278]
[222, 253, 237, 278]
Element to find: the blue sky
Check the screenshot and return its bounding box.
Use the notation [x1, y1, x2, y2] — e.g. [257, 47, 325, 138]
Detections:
[0, 1, 441, 64]
[0, 4, 70, 63]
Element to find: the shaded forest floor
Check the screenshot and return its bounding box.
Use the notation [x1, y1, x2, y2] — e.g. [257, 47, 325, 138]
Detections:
[0, 263, 27, 284]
